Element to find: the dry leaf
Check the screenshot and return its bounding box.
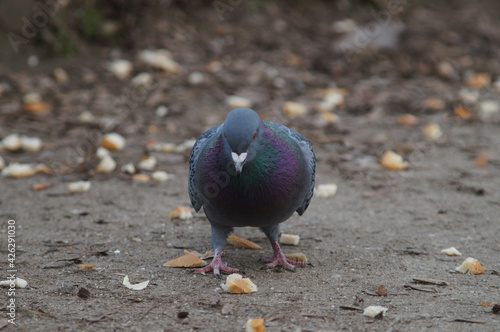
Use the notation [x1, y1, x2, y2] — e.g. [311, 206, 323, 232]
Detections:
[163, 253, 207, 268]
[227, 234, 262, 249]
[376, 285, 388, 297]
[122, 275, 149, 290]
[456, 257, 485, 275]
[169, 206, 193, 220]
[222, 274, 257, 294]
[245, 318, 266, 332]
[380, 151, 409, 171]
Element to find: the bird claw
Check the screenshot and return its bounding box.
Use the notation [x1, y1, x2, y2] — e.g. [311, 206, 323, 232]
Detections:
[260, 240, 310, 271]
[258, 256, 273, 263]
[260, 260, 298, 271]
[259, 254, 306, 271]
[192, 258, 240, 278]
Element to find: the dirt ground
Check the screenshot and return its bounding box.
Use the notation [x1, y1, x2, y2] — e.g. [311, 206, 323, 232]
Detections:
[1, 1, 500, 331]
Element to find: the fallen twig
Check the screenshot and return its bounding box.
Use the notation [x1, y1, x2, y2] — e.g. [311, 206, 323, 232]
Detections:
[404, 284, 439, 293]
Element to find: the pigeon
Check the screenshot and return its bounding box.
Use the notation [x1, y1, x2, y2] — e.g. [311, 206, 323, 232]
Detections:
[188, 108, 315, 278]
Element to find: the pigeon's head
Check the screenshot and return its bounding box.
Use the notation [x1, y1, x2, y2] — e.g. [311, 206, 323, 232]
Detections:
[223, 108, 263, 177]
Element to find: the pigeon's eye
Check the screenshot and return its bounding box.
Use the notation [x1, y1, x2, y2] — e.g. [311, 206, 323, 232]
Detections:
[253, 132, 257, 140]
[224, 132, 227, 138]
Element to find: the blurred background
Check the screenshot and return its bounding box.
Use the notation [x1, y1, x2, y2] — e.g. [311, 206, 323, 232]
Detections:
[1, 0, 499, 170]
[1, 0, 500, 140]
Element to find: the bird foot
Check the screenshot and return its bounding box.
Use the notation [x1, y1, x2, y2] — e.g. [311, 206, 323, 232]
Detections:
[260, 240, 309, 271]
[260, 255, 307, 271]
[192, 256, 241, 279]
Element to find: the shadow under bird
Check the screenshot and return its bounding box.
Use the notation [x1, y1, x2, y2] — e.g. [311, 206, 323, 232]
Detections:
[188, 108, 315, 278]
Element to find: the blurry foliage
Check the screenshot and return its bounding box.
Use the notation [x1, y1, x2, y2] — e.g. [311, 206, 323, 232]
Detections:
[80, 4, 103, 39]
[0, 0, 414, 56]
[55, 26, 77, 56]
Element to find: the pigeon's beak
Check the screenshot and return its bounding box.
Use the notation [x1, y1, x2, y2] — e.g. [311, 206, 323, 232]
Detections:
[231, 152, 247, 178]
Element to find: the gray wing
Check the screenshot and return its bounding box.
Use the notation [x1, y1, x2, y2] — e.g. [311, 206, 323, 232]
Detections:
[188, 124, 223, 212]
[272, 123, 316, 215]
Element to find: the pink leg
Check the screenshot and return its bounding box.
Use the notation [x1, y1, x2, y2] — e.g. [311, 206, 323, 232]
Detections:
[192, 248, 240, 279]
[261, 240, 309, 271]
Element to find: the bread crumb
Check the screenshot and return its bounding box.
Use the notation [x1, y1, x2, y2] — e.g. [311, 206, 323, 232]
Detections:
[222, 274, 257, 294]
[279, 233, 300, 246]
[169, 206, 193, 220]
[245, 318, 266, 332]
[284, 253, 308, 263]
[456, 257, 485, 275]
[363, 306, 388, 318]
[380, 151, 408, 171]
[227, 234, 262, 250]
[441, 247, 462, 256]
[163, 253, 207, 268]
